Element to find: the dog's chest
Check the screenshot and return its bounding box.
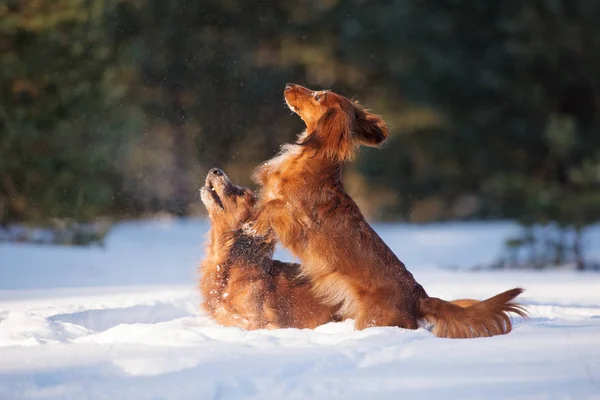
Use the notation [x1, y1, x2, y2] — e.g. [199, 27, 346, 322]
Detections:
[260, 146, 307, 199]
[262, 175, 283, 202]
[262, 166, 297, 203]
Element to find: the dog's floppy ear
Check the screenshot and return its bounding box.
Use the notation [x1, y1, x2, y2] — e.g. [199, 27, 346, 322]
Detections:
[297, 107, 355, 161]
[353, 103, 389, 147]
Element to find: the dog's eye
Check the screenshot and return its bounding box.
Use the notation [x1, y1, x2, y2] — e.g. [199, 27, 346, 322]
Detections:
[314, 94, 321, 101]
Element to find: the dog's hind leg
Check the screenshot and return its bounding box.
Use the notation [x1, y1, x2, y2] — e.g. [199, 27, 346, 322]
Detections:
[354, 301, 419, 331]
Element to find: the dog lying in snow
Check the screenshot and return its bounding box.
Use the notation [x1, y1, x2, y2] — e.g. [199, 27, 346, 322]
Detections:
[199, 168, 338, 329]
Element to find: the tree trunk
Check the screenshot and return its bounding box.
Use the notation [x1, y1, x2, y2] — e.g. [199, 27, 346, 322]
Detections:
[574, 226, 585, 271]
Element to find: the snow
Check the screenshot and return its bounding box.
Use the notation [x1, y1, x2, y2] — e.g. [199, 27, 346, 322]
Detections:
[1, 218, 600, 399]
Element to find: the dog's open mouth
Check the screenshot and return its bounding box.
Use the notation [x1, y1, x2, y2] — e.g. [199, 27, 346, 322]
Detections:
[201, 177, 225, 210]
[285, 98, 299, 114]
[206, 181, 224, 209]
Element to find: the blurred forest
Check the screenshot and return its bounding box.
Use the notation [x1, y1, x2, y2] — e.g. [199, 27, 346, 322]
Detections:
[1, 1, 600, 264]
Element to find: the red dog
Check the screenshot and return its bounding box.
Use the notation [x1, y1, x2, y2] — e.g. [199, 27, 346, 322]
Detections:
[199, 168, 337, 329]
[250, 83, 526, 338]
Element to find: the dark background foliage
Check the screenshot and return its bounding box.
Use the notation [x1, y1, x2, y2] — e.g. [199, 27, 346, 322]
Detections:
[1, 0, 599, 259]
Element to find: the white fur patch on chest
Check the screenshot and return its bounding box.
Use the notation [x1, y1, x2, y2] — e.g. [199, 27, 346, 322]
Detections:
[261, 144, 302, 202]
[266, 144, 301, 171]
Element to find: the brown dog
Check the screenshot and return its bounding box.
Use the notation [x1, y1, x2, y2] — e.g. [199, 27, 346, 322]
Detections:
[250, 83, 526, 338]
[199, 168, 337, 329]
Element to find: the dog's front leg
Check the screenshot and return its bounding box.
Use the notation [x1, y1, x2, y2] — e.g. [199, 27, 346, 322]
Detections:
[248, 199, 303, 247]
[242, 200, 283, 243]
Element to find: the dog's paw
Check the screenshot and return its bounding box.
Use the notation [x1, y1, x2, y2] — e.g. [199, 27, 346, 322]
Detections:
[241, 222, 260, 237]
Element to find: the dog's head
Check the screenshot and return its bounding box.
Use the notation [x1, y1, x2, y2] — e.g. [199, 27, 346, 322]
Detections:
[284, 83, 388, 161]
[200, 168, 256, 231]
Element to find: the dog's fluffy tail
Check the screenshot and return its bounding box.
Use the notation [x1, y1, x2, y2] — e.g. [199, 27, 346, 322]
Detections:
[419, 288, 527, 339]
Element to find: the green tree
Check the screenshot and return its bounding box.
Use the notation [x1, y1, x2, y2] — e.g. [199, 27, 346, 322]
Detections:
[393, 1, 600, 267]
[0, 0, 140, 225]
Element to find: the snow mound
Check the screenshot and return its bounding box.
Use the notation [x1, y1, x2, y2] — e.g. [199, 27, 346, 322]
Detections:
[1, 219, 600, 399]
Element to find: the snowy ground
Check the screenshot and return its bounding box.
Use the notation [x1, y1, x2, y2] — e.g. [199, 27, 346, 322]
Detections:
[1, 219, 600, 399]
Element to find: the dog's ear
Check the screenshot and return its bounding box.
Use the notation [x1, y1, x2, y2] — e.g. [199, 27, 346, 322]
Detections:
[353, 103, 389, 147]
[297, 108, 355, 161]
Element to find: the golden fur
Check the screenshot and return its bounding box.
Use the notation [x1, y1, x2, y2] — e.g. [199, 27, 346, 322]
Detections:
[250, 83, 527, 338]
[199, 168, 337, 329]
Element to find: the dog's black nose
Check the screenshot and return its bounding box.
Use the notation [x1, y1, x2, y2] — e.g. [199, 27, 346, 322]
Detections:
[209, 168, 223, 176]
[285, 83, 294, 91]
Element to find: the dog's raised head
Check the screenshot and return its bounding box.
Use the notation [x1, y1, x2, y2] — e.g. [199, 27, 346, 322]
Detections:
[284, 83, 389, 161]
[200, 168, 256, 232]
